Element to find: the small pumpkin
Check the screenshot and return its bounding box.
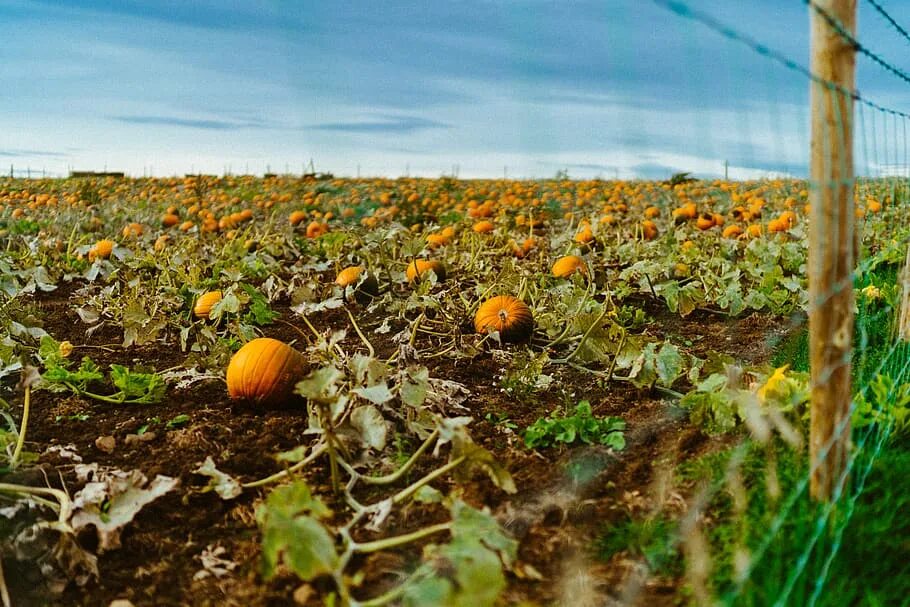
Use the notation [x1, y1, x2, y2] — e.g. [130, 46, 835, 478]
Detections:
[162, 213, 180, 227]
[194, 291, 223, 319]
[552, 255, 587, 278]
[306, 221, 329, 238]
[641, 220, 658, 240]
[722, 225, 743, 239]
[574, 224, 595, 244]
[472, 220, 494, 234]
[336, 266, 378, 301]
[289, 210, 306, 226]
[695, 213, 715, 230]
[406, 259, 446, 282]
[474, 296, 534, 343]
[226, 338, 307, 406]
[88, 239, 115, 260]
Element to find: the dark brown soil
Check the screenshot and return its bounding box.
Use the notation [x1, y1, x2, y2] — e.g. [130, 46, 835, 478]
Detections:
[2, 283, 791, 607]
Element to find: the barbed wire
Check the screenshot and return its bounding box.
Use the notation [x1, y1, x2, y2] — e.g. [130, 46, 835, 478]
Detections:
[805, 0, 910, 88]
[864, 0, 910, 51]
[650, 0, 910, 120]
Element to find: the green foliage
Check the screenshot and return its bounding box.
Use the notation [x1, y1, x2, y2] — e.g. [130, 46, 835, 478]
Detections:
[41, 349, 165, 405]
[596, 514, 680, 574]
[853, 374, 910, 441]
[680, 366, 809, 435]
[524, 401, 625, 450]
[42, 356, 103, 392]
[240, 283, 279, 326]
[500, 350, 552, 399]
[256, 480, 337, 581]
[398, 501, 517, 607]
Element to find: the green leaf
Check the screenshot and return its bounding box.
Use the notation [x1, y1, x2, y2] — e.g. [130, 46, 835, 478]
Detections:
[257, 480, 337, 581]
[654, 342, 684, 388]
[353, 383, 394, 405]
[240, 283, 279, 326]
[400, 367, 429, 408]
[109, 365, 166, 403]
[295, 365, 344, 402]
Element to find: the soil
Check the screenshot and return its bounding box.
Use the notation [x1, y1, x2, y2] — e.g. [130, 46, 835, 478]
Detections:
[3, 282, 793, 607]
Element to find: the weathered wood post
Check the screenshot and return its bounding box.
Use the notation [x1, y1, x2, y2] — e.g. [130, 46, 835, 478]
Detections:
[808, 0, 856, 501]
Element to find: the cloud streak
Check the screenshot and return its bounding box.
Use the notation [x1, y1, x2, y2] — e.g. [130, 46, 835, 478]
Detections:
[309, 115, 450, 134]
[0, 148, 68, 158]
[110, 115, 273, 130]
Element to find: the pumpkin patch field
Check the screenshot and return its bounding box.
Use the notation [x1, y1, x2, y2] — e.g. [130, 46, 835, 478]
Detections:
[0, 173, 906, 606]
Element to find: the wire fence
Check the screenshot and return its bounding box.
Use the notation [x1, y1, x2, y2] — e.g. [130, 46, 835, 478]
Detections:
[604, 1, 910, 605]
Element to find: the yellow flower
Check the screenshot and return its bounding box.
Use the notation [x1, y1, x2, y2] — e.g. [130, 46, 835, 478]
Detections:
[58, 341, 74, 358]
[861, 285, 881, 301]
[758, 365, 790, 403]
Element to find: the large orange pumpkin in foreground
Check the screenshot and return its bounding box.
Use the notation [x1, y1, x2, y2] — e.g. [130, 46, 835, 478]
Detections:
[474, 296, 534, 343]
[194, 291, 223, 319]
[227, 338, 307, 406]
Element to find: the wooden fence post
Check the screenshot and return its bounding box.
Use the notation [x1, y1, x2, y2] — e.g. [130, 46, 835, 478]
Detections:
[808, 0, 856, 502]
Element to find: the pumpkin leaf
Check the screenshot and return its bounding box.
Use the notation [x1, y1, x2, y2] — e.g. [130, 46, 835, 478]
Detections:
[194, 456, 242, 500]
[353, 383, 394, 405]
[256, 480, 337, 581]
[350, 405, 388, 450]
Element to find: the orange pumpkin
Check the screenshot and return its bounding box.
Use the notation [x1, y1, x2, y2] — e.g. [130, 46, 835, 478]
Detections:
[641, 220, 658, 240]
[426, 233, 449, 248]
[472, 220, 494, 233]
[552, 255, 587, 278]
[695, 213, 715, 230]
[162, 213, 180, 227]
[88, 239, 115, 260]
[574, 224, 594, 244]
[194, 291, 223, 319]
[474, 296, 534, 343]
[226, 338, 308, 406]
[336, 266, 365, 287]
[722, 225, 743, 239]
[336, 265, 379, 300]
[306, 221, 328, 238]
[289, 210, 306, 226]
[406, 259, 446, 282]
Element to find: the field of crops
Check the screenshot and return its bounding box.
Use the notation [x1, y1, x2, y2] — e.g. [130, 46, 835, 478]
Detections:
[0, 174, 907, 606]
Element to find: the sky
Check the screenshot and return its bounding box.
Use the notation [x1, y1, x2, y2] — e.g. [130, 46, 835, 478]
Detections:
[2, 0, 910, 180]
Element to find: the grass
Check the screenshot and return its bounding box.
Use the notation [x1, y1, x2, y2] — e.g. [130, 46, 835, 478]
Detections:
[595, 513, 680, 575]
[595, 260, 910, 605]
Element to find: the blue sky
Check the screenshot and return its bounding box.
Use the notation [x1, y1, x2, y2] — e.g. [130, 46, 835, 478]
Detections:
[2, 0, 909, 179]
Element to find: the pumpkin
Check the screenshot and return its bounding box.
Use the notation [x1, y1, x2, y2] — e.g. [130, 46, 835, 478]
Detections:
[162, 213, 180, 227]
[644, 206, 660, 218]
[472, 220, 494, 233]
[306, 221, 328, 238]
[552, 255, 587, 278]
[336, 265, 379, 300]
[426, 233, 449, 248]
[406, 259, 446, 282]
[226, 338, 308, 406]
[474, 296, 534, 343]
[88, 239, 115, 260]
[194, 291, 223, 319]
[336, 266, 365, 287]
[289, 210, 306, 226]
[695, 213, 715, 230]
[574, 224, 594, 244]
[121, 222, 144, 238]
[641, 220, 658, 240]
[722, 225, 743, 238]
